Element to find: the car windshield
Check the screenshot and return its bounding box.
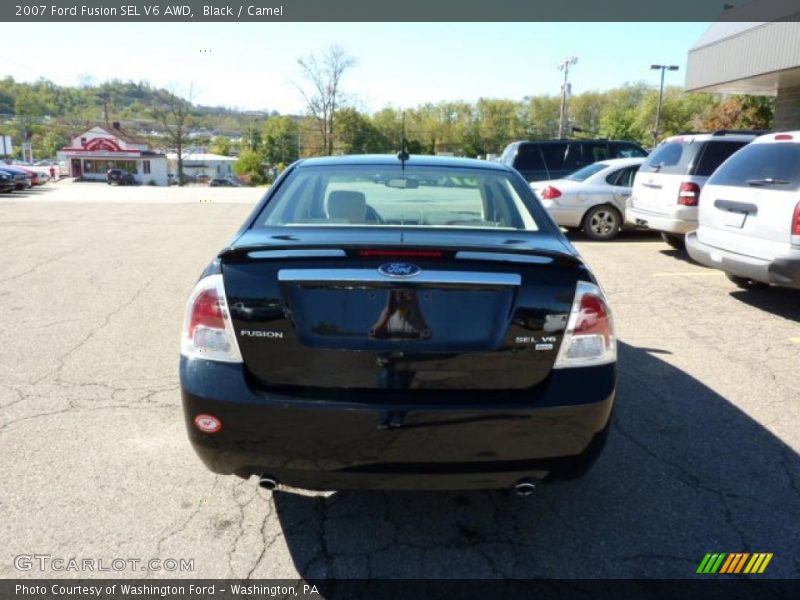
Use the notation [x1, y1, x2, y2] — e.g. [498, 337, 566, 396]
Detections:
[707, 143, 800, 190]
[258, 164, 540, 230]
[566, 162, 608, 182]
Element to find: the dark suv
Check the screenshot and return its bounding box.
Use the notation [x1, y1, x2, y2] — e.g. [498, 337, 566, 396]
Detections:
[106, 169, 135, 185]
[499, 139, 648, 182]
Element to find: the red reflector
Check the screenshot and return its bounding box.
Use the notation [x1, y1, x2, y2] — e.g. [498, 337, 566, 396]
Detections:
[194, 414, 222, 433]
[189, 288, 225, 336]
[541, 185, 562, 200]
[575, 294, 608, 334]
[359, 249, 444, 258]
[792, 202, 800, 236]
[775, 134, 794, 141]
[678, 182, 701, 206]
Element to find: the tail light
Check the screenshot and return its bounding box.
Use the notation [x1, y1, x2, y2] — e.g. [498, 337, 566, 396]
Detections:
[359, 249, 444, 258]
[678, 182, 701, 206]
[181, 274, 242, 362]
[792, 201, 800, 243]
[541, 185, 562, 200]
[554, 281, 616, 368]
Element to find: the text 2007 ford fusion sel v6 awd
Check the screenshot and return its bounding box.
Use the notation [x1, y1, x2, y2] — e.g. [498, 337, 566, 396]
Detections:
[179, 154, 616, 494]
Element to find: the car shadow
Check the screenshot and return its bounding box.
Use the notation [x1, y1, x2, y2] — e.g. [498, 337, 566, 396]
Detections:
[729, 286, 800, 321]
[2, 187, 56, 198]
[271, 341, 800, 579]
[658, 247, 702, 266]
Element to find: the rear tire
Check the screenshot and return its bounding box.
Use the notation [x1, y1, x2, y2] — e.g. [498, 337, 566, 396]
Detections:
[661, 232, 685, 250]
[725, 273, 769, 290]
[582, 205, 621, 241]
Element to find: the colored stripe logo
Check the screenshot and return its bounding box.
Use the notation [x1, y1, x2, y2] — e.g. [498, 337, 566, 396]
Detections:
[696, 553, 773, 574]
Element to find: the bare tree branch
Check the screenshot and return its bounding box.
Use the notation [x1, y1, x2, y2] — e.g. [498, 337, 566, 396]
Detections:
[151, 86, 196, 185]
[296, 45, 356, 155]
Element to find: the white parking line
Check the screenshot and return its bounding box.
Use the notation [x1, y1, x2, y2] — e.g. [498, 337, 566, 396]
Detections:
[651, 271, 724, 277]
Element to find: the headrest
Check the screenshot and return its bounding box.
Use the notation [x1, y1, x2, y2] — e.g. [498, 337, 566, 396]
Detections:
[327, 190, 367, 223]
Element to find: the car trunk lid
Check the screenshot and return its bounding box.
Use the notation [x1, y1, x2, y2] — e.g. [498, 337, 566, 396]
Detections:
[221, 227, 586, 391]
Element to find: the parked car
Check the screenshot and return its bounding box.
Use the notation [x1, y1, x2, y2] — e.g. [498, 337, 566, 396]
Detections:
[180, 154, 617, 493]
[625, 130, 766, 249]
[7, 165, 42, 186]
[499, 139, 647, 182]
[0, 167, 31, 190]
[209, 177, 241, 187]
[532, 157, 645, 240]
[106, 169, 135, 185]
[0, 171, 15, 193]
[686, 131, 800, 289]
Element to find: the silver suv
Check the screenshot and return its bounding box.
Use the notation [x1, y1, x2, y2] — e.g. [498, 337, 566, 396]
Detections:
[625, 130, 764, 248]
[686, 131, 800, 290]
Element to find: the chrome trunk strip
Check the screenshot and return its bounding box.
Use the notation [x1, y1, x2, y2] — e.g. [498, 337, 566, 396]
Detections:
[278, 269, 521, 286]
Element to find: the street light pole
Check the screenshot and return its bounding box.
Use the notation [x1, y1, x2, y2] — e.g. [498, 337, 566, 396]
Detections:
[651, 64, 679, 147]
[557, 56, 578, 139]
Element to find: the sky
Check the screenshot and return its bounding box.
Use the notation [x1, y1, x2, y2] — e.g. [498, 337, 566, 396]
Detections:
[6, 22, 710, 114]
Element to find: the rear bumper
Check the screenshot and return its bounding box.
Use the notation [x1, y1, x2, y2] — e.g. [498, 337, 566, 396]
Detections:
[625, 206, 696, 234]
[686, 232, 800, 288]
[180, 357, 616, 491]
[541, 202, 583, 228]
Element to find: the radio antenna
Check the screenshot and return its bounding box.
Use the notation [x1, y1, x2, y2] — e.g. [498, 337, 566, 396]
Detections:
[397, 111, 409, 168]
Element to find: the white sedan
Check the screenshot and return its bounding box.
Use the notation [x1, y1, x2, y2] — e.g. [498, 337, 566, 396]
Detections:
[531, 157, 645, 241]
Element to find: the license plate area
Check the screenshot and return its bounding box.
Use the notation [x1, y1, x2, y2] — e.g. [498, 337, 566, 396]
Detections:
[723, 210, 746, 228]
[283, 285, 515, 352]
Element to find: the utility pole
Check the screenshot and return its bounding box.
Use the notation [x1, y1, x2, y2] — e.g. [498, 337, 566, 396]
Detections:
[651, 64, 679, 147]
[557, 56, 578, 139]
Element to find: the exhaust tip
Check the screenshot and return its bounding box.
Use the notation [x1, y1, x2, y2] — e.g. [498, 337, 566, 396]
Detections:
[258, 475, 278, 491]
[513, 480, 538, 497]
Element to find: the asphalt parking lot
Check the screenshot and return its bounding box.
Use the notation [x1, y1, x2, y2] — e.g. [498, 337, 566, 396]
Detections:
[1, 182, 799, 579]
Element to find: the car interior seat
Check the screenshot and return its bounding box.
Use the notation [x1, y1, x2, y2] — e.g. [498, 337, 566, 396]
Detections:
[326, 190, 367, 223]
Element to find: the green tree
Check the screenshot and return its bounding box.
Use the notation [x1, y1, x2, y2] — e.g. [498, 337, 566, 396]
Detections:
[234, 149, 266, 185]
[209, 136, 232, 156]
[335, 108, 386, 154]
[262, 115, 299, 163]
[475, 98, 525, 155]
[370, 108, 404, 152]
[520, 96, 560, 139]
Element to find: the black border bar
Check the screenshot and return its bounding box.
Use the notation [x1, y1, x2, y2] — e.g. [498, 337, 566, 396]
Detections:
[4, 0, 800, 22]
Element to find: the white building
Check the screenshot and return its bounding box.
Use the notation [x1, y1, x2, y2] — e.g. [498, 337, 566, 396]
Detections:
[166, 152, 237, 182]
[686, 1, 800, 130]
[57, 122, 168, 185]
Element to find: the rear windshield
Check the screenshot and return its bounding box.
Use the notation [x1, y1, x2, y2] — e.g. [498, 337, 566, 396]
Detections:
[258, 164, 540, 230]
[566, 162, 607, 182]
[707, 143, 800, 191]
[641, 141, 696, 175]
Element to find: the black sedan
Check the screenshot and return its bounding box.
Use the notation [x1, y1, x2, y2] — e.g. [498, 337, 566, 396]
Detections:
[180, 154, 616, 494]
[209, 177, 241, 187]
[106, 169, 135, 185]
[0, 171, 15, 193]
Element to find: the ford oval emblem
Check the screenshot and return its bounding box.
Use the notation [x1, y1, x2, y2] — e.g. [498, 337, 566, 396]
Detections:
[378, 262, 422, 278]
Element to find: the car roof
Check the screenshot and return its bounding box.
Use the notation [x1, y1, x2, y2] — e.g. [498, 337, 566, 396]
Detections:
[508, 139, 643, 146]
[295, 154, 512, 172]
[663, 132, 763, 143]
[752, 130, 800, 144]
[594, 157, 646, 168]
